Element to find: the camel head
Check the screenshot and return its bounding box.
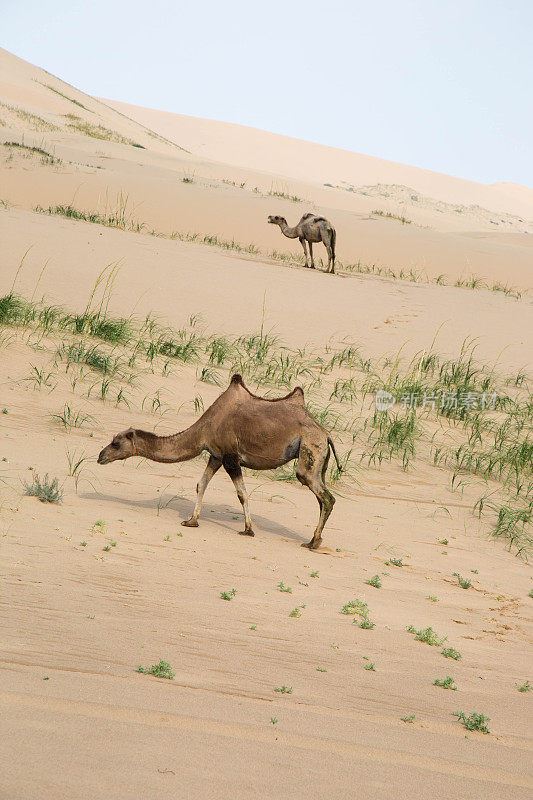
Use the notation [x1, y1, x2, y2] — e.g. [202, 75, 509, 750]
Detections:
[267, 215, 287, 227]
[97, 428, 137, 465]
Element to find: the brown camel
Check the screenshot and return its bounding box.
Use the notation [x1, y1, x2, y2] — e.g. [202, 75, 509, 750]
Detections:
[97, 374, 341, 549]
[268, 212, 336, 273]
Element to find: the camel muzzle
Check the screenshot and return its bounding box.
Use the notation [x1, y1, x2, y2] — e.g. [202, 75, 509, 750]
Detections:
[97, 449, 109, 465]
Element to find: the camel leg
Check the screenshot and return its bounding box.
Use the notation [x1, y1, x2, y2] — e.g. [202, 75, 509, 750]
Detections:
[300, 237, 309, 267]
[296, 445, 334, 549]
[182, 455, 222, 527]
[223, 458, 254, 536]
[308, 241, 315, 269]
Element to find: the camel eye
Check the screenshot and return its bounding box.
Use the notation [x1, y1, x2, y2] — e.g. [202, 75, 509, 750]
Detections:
[112, 441, 119, 449]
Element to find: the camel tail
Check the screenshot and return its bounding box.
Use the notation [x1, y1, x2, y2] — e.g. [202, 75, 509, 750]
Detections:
[328, 437, 342, 472]
[331, 228, 336, 263]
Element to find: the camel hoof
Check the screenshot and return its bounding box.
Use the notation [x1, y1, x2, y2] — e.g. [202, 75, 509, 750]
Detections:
[239, 529, 255, 537]
[181, 519, 199, 528]
[301, 538, 322, 550]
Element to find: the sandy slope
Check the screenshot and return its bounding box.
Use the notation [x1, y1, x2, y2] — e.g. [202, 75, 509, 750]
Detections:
[0, 46, 532, 800]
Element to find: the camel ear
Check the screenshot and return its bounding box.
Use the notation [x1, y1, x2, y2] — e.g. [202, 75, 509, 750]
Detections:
[125, 429, 134, 441]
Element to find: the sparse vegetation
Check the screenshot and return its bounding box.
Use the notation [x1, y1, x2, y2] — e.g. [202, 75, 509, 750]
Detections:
[136, 660, 175, 679]
[341, 599, 375, 629]
[366, 574, 382, 588]
[517, 680, 531, 692]
[24, 473, 62, 504]
[2, 141, 62, 165]
[277, 581, 292, 593]
[453, 572, 471, 589]
[434, 676, 457, 690]
[453, 711, 490, 734]
[401, 714, 415, 723]
[372, 209, 412, 224]
[274, 685, 293, 694]
[441, 647, 462, 660]
[406, 626, 446, 647]
[65, 114, 144, 147]
[220, 589, 237, 601]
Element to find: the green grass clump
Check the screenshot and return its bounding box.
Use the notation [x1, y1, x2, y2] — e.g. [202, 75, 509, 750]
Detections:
[289, 607, 301, 618]
[341, 599, 375, 629]
[220, 589, 237, 601]
[453, 711, 490, 734]
[453, 572, 471, 589]
[406, 626, 446, 646]
[277, 581, 292, 593]
[136, 660, 175, 679]
[366, 574, 382, 588]
[386, 557, 404, 567]
[517, 680, 531, 692]
[268, 189, 302, 203]
[364, 662, 376, 671]
[24, 472, 62, 503]
[65, 114, 144, 147]
[372, 209, 412, 224]
[441, 647, 461, 660]
[434, 676, 457, 690]
[274, 685, 293, 694]
[2, 141, 61, 165]
[401, 714, 415, 723]
[40, 82, 89, 109]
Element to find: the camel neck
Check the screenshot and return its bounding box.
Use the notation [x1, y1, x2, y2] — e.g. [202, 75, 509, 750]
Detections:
[134, 421, 205, 463]
[280, 223, 299, 239]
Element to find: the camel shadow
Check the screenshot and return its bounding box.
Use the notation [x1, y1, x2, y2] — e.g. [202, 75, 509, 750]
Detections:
[81, 490, 305, 543]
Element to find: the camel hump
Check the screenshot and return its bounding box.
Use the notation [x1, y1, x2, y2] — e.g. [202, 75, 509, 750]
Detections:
[290, 386, 305, 403]
[313, 216, 326, 223]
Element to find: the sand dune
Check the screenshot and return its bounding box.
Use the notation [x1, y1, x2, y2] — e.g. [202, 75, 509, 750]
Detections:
[1, 46, 532, 800]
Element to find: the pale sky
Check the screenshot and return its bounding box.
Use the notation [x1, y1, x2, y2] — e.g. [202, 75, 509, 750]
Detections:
[2, 0, 532, 186]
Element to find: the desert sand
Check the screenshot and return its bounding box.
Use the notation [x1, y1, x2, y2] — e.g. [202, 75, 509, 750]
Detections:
[0, 46, 532, 800]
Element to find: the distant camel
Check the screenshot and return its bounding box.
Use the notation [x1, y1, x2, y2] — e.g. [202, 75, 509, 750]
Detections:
[98, 374, 342, 549]
[268, 213, 336, 273]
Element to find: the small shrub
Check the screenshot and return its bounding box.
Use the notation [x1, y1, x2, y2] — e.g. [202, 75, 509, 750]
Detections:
[517, 680, 531, 692]
[220, 589, 237, 601]
[274, 685, 292, 694]
[441, 647, 461, 660]
[407, 625, 446, 646]
[24, 473, 62, 503]
[136, 660, 175, 679]
[366, 574, 382, 588]
[277, 581, 292, 593]
[386, 558, 404, 567]
[427, 595, 438, 602]
[310, 571, 319, 578]
[401, 714, 415, 723]
[434, 676, 457, 690]
[342, 598, 375, 628]
[316, 667, 327, 672]
[289, 608, 301, 618]
[453, 572, 471, 589]
[453, 711, 490, 734]
[364, 662, 376, 671]
[270, 717, 278, 724]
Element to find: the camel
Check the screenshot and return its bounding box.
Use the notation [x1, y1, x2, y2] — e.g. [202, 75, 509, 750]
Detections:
[97, 374, 341, 549]
[268, 213, 336, 273]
